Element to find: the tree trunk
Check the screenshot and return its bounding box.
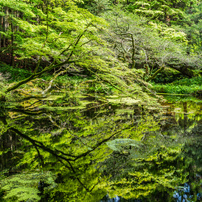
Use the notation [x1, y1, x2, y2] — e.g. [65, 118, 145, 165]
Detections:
[167, 63, 194, 77]
[146, 66, 164, 82]
[11, 10, 15, 66]
[2, 7, 6, 47]
[0, 14, 2, 48]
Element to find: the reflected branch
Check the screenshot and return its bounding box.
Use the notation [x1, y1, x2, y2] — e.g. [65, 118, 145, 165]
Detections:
[34, 145, 44, 167]
[9, 127, 90, 192]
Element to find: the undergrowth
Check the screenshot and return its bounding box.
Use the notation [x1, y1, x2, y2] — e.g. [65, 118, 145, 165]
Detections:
[152, 77, 202, 96]
[151, 68, 184, 84]
[0, 63, 115, 95]
[0, 63, 32, 82]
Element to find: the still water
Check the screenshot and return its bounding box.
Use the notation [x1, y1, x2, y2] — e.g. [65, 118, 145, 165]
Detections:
[0, 95, 201, 202]
[100, 96, 202, 202]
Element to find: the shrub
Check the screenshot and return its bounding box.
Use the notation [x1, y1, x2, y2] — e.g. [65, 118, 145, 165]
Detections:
[0, 63, 31, 82]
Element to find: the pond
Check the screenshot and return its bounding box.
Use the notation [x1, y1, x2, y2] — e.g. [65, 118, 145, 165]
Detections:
[0, 95, 201, 202]
[100, 96, 202, 202]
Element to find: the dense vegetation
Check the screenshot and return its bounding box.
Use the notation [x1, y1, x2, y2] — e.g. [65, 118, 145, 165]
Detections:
[0, 0, 201, 201]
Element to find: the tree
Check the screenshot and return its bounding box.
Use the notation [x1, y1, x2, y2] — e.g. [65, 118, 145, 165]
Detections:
[184, 1, 202, 54]
[0, 1, 162, 201]
[101, 9, 201, 80]
[123, 0, 192, 25]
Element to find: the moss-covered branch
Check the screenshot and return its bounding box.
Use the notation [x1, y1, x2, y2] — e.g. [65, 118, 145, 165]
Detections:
[146, 66, 164, 82]
[4, 23, 92, 93]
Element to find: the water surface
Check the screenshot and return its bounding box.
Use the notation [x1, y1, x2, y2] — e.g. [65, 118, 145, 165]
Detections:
[0, 95, 201, 202]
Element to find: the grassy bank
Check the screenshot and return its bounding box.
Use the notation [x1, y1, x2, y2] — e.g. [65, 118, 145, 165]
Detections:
[1, 62, 201, 98]
[152, 77, 202, 96]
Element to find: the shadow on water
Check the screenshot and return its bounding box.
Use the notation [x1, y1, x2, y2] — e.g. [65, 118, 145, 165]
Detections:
[0, 94, 201, 202]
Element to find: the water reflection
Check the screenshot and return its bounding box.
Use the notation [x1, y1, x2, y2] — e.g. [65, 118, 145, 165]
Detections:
[100, 97, 202, 202]
[0, 96, 201, 202]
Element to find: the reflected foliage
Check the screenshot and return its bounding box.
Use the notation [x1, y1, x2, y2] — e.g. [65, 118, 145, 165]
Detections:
[1, 91, 201, 201]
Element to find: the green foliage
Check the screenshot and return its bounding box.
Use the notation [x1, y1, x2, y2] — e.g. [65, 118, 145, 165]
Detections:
[151, 67, 184, 83]
[0, 72, 201, 201]
[123, 0, 190, 23]
[149, 22, 188, 43]
[102, 116, 194, 200]
[0, 63, 31, 82]
[172, 77, 202, 86]
[0, 0, 160, 102]
[0, 0, 201, 201]
[120, 0, 202, 56]
[0, 172, 56, 202]
[107, 147, 187, 200]
[152, 77, 202, 95]
[78, 0, 112, 15]
[184, 1, 202, 53]
[101, 8, 202, 79]
[0, 0, 108, 64]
